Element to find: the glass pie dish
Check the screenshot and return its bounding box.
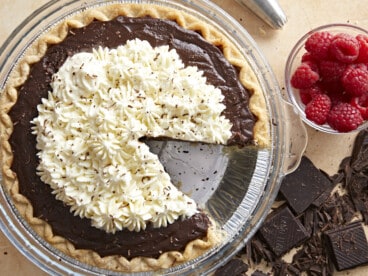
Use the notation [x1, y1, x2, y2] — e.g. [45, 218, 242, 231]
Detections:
[0, 0, 307, 275]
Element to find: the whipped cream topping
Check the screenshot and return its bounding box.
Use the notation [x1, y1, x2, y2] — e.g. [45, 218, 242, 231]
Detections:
[31, 39, 232, 233]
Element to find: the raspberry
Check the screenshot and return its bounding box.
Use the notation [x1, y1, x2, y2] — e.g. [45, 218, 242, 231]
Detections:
[305, 31, 334, 60]
[327, 102, 363, 132]
[293, 30, 368, 131]
[356, 34, 368, 63]
[320, 80, 345, 95]
[329, 33, 360, 63]
[301, 52, 316, 63]
[341, 64, 368, 97]
[351, 94, 368, 119]
[304, 60, 319, 74]
[318, 60, 347, 82]
[299, 85, 324, 104]
[291, 63, 319, 89]
[349, 63, 368, 70]
[327, 89, 351, 107]
[305, 94, 331, 125]
[301, 53, 319, 73]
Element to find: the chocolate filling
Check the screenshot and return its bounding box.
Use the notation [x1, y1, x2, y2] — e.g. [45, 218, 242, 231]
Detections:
[8, 16, 255, 259]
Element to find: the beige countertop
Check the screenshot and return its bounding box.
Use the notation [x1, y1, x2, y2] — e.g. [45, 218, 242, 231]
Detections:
[0, 0, 367, 275]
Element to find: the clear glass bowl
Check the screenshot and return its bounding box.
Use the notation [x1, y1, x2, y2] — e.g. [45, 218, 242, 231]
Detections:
[285, 23, 368, 134]
[0, 0, 306, 275]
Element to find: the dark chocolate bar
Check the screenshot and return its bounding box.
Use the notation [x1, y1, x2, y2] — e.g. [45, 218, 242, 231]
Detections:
[259, 205, 309, 256]
[280, 156, 333, 214]
[324, 222, 368, 271]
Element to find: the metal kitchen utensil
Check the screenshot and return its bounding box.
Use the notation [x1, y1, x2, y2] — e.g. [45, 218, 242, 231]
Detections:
[236, 0, 287, 29]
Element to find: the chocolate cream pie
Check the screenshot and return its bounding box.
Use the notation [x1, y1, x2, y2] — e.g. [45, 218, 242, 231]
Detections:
[0, 3, 269, 272]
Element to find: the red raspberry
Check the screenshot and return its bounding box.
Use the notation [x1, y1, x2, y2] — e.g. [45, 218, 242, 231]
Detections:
[327, 102, 363, 132]
[305, 31, 334, 60]
[301, 53, 319, 73]
[341, 64, 368, 97]
[304, 60, 319, 74]
[305, 94, 331, 125]
[327, 89, 351, 107]
[350, 63, 368, 70]
[291, 63, 320, 89]
[356, 34, 368, 63]
[318, 60, 347, 82]
[320, 80, 344, 95]
[299, 85, 324, 104]
[351, 94, 368, 119]
[329, 33, 360, 63]
[301, 52, 316, 63]
[319, 80, 349, 107]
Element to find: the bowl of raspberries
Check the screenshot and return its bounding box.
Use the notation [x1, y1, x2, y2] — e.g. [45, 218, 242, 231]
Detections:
[285, 23, 368, 133]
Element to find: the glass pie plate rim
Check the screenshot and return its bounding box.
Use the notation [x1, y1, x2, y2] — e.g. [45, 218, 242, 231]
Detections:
[0, 0, 302, 275]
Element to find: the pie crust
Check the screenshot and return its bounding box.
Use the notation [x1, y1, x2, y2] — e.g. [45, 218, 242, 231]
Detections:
[0, 3, 269, 272]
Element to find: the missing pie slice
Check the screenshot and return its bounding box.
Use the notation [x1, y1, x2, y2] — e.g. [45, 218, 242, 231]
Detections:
[0, 3, 269, 272]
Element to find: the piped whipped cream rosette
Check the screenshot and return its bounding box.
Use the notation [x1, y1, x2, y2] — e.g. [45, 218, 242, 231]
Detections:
[31, 38, 233, 233]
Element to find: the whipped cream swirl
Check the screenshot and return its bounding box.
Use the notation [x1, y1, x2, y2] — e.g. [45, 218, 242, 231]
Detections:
[31, 39, 232, 233]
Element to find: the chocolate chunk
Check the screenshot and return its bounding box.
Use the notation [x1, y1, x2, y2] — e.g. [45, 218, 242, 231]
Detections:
[271, 259, 289, 275]
[322, 192, 357, 227]
[214, 259, 248, 276]
[350, 129, 368, 171]
[311, 185, 333, 208]
[280, 156, 333, 214]
[302, 208, 315, 236]
[334, 129, 368, 224]
[349, 176, 368, 223]
[243, 235, 276, 264]
[292, 234, 333, 275]
[251, 270, 269, 276]
[259, 206, 309, 256]
[324, 222, 368, 271]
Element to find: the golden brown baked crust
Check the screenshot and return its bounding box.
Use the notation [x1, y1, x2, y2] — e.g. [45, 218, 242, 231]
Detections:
[0, 3, 269, 272]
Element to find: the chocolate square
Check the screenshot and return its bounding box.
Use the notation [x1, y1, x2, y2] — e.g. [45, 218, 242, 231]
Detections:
[259, 206, 309, 257]
[280, 156, 332, 214]
[324, 222, 368, 271]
